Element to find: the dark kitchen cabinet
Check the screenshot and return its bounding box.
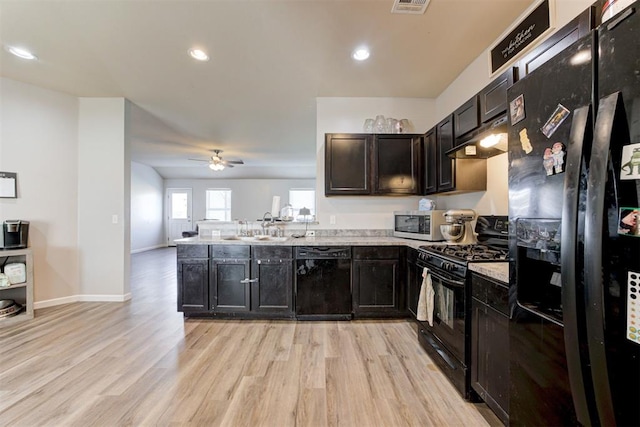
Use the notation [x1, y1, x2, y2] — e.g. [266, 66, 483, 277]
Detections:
[325, 133, 372, 195]
[479, 67, 517, 123]
[406, 248, 422, 318]
[325, 133, 422, 196]
[251, 246, 294, 315]
[210, 245, 251, 312]
[177, 244, 209, 313]
[423, 128, 438, 195]
[352, 246, 405, 317]
[373, 135, 422, 195]
[471, 272, 509, 425]
[454, 96, 480, 138]
[517, 6, 597, 77]
[425, 114, 455, 194]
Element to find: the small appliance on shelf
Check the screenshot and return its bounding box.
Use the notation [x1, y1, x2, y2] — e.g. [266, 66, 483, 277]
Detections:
[0, 220, 29, 249]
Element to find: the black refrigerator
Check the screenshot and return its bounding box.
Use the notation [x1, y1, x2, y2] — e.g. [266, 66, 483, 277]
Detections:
[507, 3, 640, 426]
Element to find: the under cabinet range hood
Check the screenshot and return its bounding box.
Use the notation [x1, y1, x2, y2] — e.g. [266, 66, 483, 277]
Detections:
[446, 115, 508, 159]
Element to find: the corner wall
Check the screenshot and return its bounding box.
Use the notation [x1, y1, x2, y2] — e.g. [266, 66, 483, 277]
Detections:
[78, 98, 130, 301]
[0, 78, 81, 303]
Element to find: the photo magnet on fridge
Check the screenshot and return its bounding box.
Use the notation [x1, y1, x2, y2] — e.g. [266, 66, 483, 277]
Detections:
[510, 94, 525, 125]
[618, 207, 640, 237]
[543, 143, 566, 175]
[620, 143, 640, 180]
[541, 104, 570, 138]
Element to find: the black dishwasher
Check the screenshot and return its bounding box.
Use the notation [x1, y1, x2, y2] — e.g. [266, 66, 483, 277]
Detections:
[295, 246, 352, 320]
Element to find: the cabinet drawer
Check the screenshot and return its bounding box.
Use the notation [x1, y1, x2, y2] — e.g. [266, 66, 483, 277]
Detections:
[177, 244, 208, 259]
[252, 246, 293, 260]
[211, 245, 250, 259]
[353, 246, 400, 260]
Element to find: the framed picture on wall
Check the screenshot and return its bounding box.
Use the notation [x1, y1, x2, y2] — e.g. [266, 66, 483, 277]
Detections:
[0, 172, 17, 198]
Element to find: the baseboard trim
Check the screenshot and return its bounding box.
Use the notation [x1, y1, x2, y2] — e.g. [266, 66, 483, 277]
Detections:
[130, 244, 167, 254]
[35, 292, 132, 309]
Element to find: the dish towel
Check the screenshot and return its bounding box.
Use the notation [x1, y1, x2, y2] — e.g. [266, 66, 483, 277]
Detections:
[417, 267, 435, 326]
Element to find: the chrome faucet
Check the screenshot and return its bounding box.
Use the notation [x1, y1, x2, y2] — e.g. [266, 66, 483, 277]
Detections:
[261, 211, 274, 228]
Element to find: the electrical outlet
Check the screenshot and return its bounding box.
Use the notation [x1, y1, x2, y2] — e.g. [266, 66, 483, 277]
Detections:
[330, 215, 336, 225]
[305, 230, 315, 237]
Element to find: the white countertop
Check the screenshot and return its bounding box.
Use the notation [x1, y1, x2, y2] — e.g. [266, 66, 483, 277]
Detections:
[175, 235, 432, 250]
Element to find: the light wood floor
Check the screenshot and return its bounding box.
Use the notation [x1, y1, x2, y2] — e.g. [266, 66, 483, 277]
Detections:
[0, 247, 500, 426]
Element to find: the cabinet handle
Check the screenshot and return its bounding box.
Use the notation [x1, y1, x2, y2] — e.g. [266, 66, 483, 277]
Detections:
[240, 278, 259, 283]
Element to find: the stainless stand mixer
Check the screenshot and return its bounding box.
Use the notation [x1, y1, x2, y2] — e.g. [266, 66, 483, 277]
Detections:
[441, 209, 477, 244]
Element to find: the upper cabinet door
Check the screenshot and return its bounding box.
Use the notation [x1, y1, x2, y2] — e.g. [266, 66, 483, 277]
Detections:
[517, 6, 597, 77]
[325, 133, 372, 195]
[454, 96, 480, 138]
[423, 127, 438, 195]
[436, 115, 455, 192]
[479, 67, 516, 123]
[373, 134, 422, 195]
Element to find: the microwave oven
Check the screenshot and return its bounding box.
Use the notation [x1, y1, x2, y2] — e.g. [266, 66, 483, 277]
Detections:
[393, 210, 446, 241]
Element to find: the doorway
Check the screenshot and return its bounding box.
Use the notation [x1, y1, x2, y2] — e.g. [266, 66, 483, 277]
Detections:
[166, 188, 193, 246]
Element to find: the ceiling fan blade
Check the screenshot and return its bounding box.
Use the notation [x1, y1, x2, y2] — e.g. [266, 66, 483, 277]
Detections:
[188, 158, 210, 162]
[225, 160, 244, 164]
[226, 164, 235, 168]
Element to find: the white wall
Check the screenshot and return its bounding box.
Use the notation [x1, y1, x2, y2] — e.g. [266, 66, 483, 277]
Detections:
[0, 78, 81, 303]
[78, 98, 130, 301]
[131, 161, 164, 253]
[435, 0, 596, 121]
[316, 97, 436, 229]
[164, 178, 316, 224]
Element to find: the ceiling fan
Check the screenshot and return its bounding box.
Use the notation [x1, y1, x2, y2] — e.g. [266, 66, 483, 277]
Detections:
[189, 149, 244, 171]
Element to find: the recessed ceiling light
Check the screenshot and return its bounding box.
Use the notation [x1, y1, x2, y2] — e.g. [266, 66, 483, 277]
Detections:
[6, 46, 37, 60]
[352, 47, 370, 61]
[188, 48, 209, 61]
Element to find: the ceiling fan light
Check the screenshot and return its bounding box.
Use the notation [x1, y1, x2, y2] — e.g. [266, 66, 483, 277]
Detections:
[209, 162, 225, 171]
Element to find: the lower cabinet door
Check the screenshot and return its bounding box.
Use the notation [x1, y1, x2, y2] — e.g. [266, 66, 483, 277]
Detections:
[177, 259, 209, 312]
[250, 259, 293, 314]
[471, 297, 510, 425]
[352, 259, 400, 315]
[406, 256, 422, 318]
[210, 260, 251, 312]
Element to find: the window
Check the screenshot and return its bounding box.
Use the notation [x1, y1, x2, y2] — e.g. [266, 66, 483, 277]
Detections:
[206, 189, 232, 221]
[289, 188, 315, 221]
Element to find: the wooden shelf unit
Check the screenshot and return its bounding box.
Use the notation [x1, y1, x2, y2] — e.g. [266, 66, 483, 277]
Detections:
[0, 248, 34, 324]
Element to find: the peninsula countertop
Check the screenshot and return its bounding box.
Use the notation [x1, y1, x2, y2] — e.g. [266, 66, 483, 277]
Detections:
[174, 235, 430, 250]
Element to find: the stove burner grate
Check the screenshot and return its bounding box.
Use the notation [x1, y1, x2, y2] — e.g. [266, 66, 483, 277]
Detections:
[420, 244, 508, 262]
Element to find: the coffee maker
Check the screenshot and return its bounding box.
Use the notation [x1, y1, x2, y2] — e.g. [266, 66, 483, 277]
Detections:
[0, 220, 29, 249]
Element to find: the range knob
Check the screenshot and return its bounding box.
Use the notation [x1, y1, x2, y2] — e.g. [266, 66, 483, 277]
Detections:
[442, 262, 456, 272]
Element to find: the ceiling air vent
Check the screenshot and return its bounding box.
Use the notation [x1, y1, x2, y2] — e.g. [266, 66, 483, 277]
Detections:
[391, 0, 430, 14]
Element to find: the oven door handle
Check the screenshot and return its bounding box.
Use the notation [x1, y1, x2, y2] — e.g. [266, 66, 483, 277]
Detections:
[426, 269, 466, 288]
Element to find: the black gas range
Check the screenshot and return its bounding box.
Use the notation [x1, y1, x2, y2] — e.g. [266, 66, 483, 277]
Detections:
[413, 215, 508, 400]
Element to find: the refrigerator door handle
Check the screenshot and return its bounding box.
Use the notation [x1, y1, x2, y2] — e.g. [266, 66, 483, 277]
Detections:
[585, 91, 624, 427]
[560, 104, 593, 427]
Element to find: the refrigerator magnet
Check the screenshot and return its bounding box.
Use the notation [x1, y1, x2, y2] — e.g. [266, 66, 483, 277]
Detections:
[620, 143, 640, 180]
[542, 143, 565, 175]
[618, 207, 640, 237]
[510, 94, 525, 125]
[519, 128, 533, 154]
[541, 104, 570, 138]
